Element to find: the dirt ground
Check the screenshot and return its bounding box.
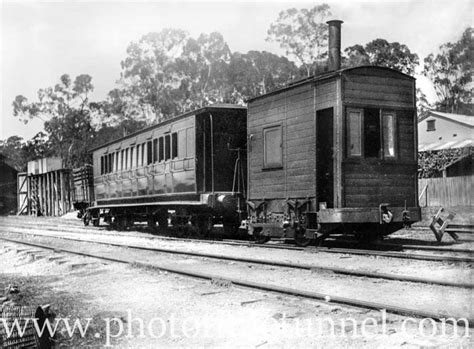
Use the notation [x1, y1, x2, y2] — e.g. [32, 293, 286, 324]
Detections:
[1, 240, 472, 348]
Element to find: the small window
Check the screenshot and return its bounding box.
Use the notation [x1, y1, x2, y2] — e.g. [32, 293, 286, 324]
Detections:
[100, 156, 104, 175]
[109, 153, 114, 173]
[159, 137, 164, 162]
[120, 150, 124, 170]
[136, 144, 141, 167]
[165, 135, 171, 160]
[382, 112, 396, 157]
[130, 147, 136, 168]
[263, 125, 282, 168]
[125, 148, 129, 169]
[147, 140, 153, 165]
[115, 152, 119, 171]
[141, 143, 146, 165]
[186, 128, 194, 157]
[178, 130, 186, 158]
[171, 133, 178, 159]
[153, 139, 158, 163]
[427, 120, 436, 131]
[346, 109, 362, 157]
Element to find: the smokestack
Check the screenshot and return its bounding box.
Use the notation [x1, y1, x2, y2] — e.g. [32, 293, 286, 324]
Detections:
[326, 20, 343, 71]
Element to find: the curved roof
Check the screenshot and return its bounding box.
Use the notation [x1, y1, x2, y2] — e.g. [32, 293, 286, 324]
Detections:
[248, 65, 414, 103]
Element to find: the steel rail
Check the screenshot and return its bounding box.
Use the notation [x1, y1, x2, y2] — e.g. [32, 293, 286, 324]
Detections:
[3, 230, 472, 289]
[2, 221, 474, 263]
[1, 236, 472, 328]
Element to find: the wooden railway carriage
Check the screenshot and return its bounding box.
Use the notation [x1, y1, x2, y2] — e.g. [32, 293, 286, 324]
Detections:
[85, 104, 247, 234]
[246, 65, 421, 245]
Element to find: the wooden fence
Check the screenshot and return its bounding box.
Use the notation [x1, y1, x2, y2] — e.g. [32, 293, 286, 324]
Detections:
[418, 176, 473, 207]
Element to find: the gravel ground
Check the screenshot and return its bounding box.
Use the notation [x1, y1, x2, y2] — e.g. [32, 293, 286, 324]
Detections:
[1, 242, 472, 348]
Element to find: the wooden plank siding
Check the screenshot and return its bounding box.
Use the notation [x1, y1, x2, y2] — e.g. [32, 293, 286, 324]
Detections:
[248, 82, 316, 200]
[341, 68, 417, 208]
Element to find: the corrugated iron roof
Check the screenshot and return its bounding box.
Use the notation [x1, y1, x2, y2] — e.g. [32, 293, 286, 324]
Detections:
[419, 138, 473, 151]
[422, 110, 474, 127]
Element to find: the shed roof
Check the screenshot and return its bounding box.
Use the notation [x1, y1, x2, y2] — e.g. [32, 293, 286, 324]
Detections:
[420, 110, 474, 127]
[419, 138, 473, 152]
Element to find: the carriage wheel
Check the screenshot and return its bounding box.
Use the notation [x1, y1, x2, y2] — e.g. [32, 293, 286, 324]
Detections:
[83, 210, 91, 226]
[294, 228, 312, 247]
[253, 228, 270, 244]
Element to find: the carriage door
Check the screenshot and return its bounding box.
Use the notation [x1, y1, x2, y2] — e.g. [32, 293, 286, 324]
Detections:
[316, 108, 334, 208]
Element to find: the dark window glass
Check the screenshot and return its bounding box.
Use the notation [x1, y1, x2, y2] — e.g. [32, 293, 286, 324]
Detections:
[159, 137, 164, 162]
[153, 139, 158, 163]
[165, 135, 171, 160]
[147, 140, 153, 165]
[100, 156, 104, 175]
[427, 120, 435, 131]
[141, 143, 145, 165]
[136, 144, 140, 167]
[364, 108, 381, 158]
[120, 150, 124, 170]
[124, 149, 128, 169]
[172, 133, 178, 158]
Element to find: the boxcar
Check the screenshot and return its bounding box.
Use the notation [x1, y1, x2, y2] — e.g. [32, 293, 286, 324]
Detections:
[85, 104, 247, 235]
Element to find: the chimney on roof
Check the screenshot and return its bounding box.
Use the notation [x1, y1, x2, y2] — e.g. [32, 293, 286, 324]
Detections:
[326, 20, 343, 71]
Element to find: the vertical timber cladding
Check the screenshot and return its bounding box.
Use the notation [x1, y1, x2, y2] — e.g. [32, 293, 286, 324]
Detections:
[248, 82, 317, 212]
[341, 67, 417, 207]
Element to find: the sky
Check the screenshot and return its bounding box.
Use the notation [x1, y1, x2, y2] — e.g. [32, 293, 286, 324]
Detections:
[1, 0, 472, 140]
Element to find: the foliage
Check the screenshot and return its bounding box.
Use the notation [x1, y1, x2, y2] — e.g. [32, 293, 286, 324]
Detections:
[423, 27, 473, 114]
[416, 88, 432, 119]
[344, 39, 419, 75]
[12, 74, 96, 168]
[0, 133, 52, 171]
[266, 4, 332, 76]
[418, 147, 472, 178]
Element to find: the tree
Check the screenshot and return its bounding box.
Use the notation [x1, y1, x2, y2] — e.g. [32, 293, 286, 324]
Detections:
[266, 4, 332, 76]
[344, 39, 419, 75]
[0, 136, 26, 171]
[119, 28, 189, 122]
[416, 88, 432, 119]
[228, 51, 301, 101]
[12, 74, 96, 168]
[423, 27, 473, 114]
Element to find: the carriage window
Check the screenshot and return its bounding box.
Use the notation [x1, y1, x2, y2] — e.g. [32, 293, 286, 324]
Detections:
[153, 139, 158, 163]
[147, 140, 153, 165]
[100, 156, 104, 175]
[109, 153, 114, 173]
[346, 109, 362, 157]
[263, 125, 282, 169]
[178, 130, 186, 158]
[165, 135, 171, 160]
[115, 152, 119, 172]
[129, 147, 133, 168]
[120, 150, 124, 170]
[136, 144, 140, 167]
[141, 143, 146, 165]
[172, 132, 178, 159]
[382, 112, 396, 157]
[186, 128, 194, 157]
[159, 137, 164, 162]
[364, 108, 381, 158]
[125, 148, 129, 169]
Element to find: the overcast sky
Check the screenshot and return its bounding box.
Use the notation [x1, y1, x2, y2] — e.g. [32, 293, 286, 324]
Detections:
[1, 0, 472, 140]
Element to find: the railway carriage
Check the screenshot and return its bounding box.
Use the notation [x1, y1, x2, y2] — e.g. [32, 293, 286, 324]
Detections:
[85, 104, 247, 235]
[246, 21, 421, 245]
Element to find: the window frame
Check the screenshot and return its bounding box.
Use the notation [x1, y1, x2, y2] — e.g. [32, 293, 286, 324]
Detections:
[426, 119, 436, 132]
[345, 107, 398, 160]
[262, 124, 283, 169]
[346, 108, 363, 158]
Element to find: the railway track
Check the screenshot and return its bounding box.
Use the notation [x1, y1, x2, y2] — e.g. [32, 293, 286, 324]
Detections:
[2, 229, 472, 289]
[1, 234, 472, 327]
[1, 218, 473, 263]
